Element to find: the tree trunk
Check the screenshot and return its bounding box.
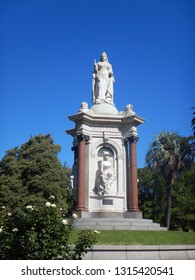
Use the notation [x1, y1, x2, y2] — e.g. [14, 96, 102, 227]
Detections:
[166, 184, 171, 230]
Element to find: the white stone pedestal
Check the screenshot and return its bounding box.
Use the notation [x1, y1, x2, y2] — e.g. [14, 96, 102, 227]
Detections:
[67, 103, 144, 219]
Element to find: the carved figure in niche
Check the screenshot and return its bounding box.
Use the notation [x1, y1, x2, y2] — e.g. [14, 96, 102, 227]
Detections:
[92, 52, 115, 105]
[97, 151, 116, 196]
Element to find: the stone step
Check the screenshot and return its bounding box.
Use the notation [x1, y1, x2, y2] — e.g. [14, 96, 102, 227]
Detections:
[78, 218, 153, 223]
[75, 221, 160, 227]
[83, 245, 195, 259]
[74, 218, 167, 231]
[76, 224, 167, 231]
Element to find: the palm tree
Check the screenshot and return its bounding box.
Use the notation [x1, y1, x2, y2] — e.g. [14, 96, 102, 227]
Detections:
[192, 106, 195, 136]
[146, 131, 193, 229]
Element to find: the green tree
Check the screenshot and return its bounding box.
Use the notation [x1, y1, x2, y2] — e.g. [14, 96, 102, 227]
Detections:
[146, 131, 193, 229]
[171, 164, 195, 231]
[192, 106, 195, 136]
[0, 134, 72, 212]
[138, 167, 166, 225]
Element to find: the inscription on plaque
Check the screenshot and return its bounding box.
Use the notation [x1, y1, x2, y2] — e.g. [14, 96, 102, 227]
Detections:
[102, 199, 113, 205]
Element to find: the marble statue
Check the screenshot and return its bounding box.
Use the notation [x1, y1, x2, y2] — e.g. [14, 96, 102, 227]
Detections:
[69, 175, 74, 189]
[79, 101, 94, 115]
[97, 151, 116, 196]
[119, 104, 136, 116]
[92, 52, 115, 105]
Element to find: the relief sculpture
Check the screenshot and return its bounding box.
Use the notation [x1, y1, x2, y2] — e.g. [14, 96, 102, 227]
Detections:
[94, 150, 116, 196]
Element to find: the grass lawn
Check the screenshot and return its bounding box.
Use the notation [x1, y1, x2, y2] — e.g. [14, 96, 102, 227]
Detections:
[94, 230, 195, 245]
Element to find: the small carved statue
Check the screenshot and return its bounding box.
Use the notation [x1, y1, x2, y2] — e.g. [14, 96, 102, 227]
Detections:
[97, 151, 116, 196]
[69, 175, 74, 189]
[79, 101, 94, 115]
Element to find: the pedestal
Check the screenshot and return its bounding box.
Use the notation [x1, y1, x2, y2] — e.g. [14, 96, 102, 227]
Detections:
[66, 103, 144, 219]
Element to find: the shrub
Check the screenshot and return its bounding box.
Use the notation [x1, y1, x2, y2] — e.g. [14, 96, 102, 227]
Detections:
[0, 197, 99, 259]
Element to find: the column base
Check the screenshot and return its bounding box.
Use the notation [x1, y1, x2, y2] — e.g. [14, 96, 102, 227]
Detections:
[124, 210, 143, 219]
[128, 207, 141, 212]
[74, 209, 89, 218]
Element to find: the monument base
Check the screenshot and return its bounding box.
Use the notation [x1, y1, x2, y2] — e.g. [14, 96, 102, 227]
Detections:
[74, 211, 167, 231]
[124, 211, 143, 219]
[75, 210, 142, 219]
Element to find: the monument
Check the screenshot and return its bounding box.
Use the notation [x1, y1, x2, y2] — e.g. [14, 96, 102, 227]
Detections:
[66, 52, 167, 230]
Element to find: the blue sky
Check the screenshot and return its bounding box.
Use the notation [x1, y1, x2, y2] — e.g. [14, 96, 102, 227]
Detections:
[1, 0, 194, 168]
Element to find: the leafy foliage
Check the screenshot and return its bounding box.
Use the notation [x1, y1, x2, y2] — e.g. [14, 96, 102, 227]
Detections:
[0, 134, 72, 212]
[0, 198, 99, 260]
[145, 131, 194, 229]
[0, 134, 99, 259]
[138, 165, 195, 231]
[171, 164, 195, 231]
[192, 106, 195, 136]
[138, 167, 166, 226]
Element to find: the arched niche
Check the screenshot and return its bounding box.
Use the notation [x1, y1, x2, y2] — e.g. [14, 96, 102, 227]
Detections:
[91, 139, 122, 159]
[93, 144, 118, 196]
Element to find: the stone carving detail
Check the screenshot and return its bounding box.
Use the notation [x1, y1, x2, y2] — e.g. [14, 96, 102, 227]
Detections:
[94, 150, 116, 196]
[77, 134, 90, 142]
[129, 135, 139, 143]
[92, 52, 115, 105]
[79, 101, 94, 115]
[103, 132, 109, 143]
[125, 135, 139, 143]
[119, 104, 136, 116]
[124, 104, 136, 115]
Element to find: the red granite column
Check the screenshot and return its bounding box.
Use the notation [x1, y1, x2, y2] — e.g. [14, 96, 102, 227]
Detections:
[128, 136, 140, 212]
[76, 134, 87, 211]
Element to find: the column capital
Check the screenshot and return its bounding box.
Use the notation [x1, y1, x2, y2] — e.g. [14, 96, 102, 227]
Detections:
[77, 134, 90, 142]
[125, 135, 139, 143]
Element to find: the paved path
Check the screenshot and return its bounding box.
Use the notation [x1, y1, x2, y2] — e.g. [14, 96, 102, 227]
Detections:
[83, 245, 195, 260]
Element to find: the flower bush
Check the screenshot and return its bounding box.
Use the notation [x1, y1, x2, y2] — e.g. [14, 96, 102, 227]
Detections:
[0, 197, 99, 260]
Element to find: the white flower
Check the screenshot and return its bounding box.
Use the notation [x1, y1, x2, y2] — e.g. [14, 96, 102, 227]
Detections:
[26, 205, 33, 210]
[57, 255, 63, 259]
[49, 195, 55, 200]
[1, 206, 5, 209]
[61, 219, 68, 225]
[72, 213, 78, 220]
[94, 230, 100, 234]
[51, 204, 56, 208]
[7, 212, 12, 216]
[12, 228, 19, 232]
[0, 227, 3, 233]
[45, 202, 51, 207]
